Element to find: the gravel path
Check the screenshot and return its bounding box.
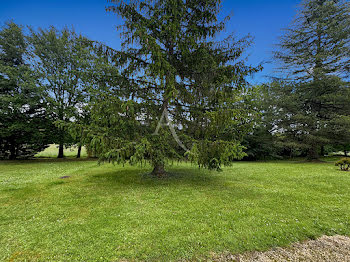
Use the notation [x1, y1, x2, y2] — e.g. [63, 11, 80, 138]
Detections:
[210, 235, 350, 262]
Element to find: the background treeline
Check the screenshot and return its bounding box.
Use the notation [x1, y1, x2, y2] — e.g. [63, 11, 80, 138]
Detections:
[244, 0, 350, 160]
[0, 0, 349, 162]
[0, 22, 116, 159]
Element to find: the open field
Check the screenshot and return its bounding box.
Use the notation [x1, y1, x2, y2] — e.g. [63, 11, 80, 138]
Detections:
[35, 144, 87, 158]
[1, 159, 350, 261]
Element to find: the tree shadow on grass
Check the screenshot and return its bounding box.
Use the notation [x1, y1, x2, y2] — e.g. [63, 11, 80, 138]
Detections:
[84, 165, 268, 202]
[83, 168, 269, 207]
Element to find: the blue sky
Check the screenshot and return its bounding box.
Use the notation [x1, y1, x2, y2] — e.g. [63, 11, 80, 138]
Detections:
[0, 0, 301, 83]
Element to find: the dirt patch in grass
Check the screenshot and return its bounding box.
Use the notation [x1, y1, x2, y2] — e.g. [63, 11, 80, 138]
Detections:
[59, 175, 71, 179]
[210, 235, 350, 262]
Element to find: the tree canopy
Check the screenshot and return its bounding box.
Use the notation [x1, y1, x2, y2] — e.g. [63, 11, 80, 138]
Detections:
[76, 0, 261, 175]
[1, 0, 349, 163]
[271, 0, 350, 159]
[29, 27, 100, 158]
[0, 22, 51, 159]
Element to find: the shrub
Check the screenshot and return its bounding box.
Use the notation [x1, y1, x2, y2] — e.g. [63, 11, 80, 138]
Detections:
[335, 158, 350, 171]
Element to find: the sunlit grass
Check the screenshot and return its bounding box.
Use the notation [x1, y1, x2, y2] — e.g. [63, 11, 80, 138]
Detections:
[35, 144, 87, 158]
[0, 159, 349, 261]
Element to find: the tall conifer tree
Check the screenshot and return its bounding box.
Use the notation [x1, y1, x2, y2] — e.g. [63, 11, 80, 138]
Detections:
[274, 0, 350, 159]
[82, 0, 260, 176]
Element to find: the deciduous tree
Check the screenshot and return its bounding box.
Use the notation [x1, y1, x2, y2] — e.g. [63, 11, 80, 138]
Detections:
[29, 27, 96, 158]
[0, 22, 51, 159]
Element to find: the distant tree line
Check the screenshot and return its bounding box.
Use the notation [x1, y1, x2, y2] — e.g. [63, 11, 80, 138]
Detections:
[0, 0, 349, 171]
[244, 0, 350, 160]
[0, 22, 115, 159]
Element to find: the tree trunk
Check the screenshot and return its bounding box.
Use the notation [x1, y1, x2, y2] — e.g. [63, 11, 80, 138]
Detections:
[151, 164, 166, 178]
[76, 145, 82, 158]
[320, 145, 325, 157]
[9, 143, 16, 160]
[58, 108, 65, 158]
[58, 143, 64, 158]
[307, 145, 319, 160]
[345, 149, 348, 157]
[93, 144, 97, 158]
[86, 144, 93, 158]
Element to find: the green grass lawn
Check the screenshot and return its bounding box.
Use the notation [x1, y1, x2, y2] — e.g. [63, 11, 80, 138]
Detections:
[1, 159, 350, 261]
[35, 144, 87, 158]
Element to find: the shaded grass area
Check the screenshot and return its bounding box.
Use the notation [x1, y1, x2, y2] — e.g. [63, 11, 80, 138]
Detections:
[0, 159, 350, 261]
[35, 144, 87, 158]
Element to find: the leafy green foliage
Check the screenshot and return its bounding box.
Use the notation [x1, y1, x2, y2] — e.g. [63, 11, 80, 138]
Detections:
[276, 0, 350, 80]
[335, 158, 350, 171]
[272, 0, 350, 160]
[29, 27, 101, 158]
[186, 140, 246, 170]
[0, 22, 52, 159]
[81, 0, 261, 174]
[241, 85, 284, 160]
